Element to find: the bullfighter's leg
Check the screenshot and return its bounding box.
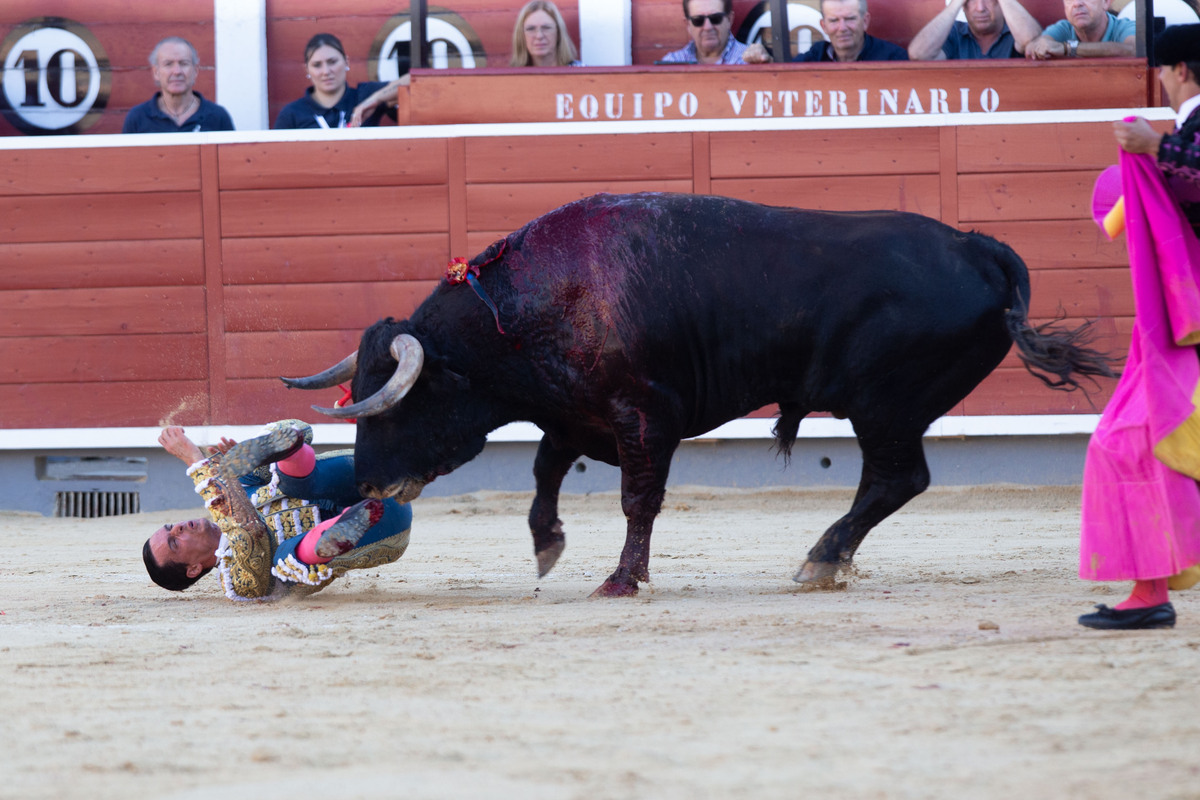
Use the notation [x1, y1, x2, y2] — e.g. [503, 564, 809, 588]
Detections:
[795, 432, 930, 583]
[276, 453, 362, 507]
[593, 414, 679, 598]
[528, 436, 580, 577]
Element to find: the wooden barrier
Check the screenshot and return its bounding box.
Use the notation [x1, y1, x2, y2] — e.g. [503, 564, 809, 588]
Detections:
[404, 60, 1152, 125]
[0, 62, 1158, 430]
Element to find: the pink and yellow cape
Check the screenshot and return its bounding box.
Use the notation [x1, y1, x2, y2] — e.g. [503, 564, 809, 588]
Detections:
[1080, 151, 1200, 587]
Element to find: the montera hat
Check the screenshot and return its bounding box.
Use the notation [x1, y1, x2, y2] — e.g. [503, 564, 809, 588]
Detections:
[1155, 23, 1200, 67]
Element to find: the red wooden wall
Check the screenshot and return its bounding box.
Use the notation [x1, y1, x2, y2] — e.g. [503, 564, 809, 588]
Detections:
[0, 109, 1139, 429]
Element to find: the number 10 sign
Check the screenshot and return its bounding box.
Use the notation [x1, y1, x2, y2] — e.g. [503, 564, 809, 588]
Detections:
[1, 17, 110, 135]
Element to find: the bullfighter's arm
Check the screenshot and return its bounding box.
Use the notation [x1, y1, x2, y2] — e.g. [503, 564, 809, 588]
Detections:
[1113, 117, 1164, 156]
[1157, 126, 1200, 186]
[171, 432, 278, 600]
[159, 427, 236, 466]
[1113, 116, 1200, 189]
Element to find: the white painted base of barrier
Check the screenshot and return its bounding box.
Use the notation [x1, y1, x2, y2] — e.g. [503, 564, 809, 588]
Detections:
[0, 414, 1099, 451]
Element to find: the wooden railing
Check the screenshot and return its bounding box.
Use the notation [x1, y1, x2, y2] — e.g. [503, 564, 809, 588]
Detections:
[0, 62, 1160, 430]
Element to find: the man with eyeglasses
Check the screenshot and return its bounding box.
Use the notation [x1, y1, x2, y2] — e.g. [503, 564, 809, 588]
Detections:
[659, 0, 750, 65]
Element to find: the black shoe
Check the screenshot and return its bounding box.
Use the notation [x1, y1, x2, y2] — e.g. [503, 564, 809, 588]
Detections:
[1078, 602, 1176, 630]
[316, 499, 384, 559]
[219, 426, 306, 478]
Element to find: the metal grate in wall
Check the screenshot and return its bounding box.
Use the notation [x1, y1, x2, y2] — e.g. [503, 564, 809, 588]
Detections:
[54, 491, 141, 518]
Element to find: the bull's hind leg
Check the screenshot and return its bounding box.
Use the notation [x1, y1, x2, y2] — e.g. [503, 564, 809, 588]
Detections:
[528, 436, 580, 577]
[795, 432, 930, 584]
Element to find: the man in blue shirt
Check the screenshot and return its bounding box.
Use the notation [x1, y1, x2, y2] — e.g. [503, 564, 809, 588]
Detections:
[908, 0, 1043, 60]
[1025, 0, 1136, 60]
[122, 37, 235, 133]
[660, 0, 750, 64]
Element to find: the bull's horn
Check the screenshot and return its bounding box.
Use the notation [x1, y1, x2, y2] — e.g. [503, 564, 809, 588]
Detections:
[313, 334, 424, 419]
[281, 351, 358, 390]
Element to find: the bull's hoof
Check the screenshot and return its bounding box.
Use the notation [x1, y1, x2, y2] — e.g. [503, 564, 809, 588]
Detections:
[793, 559, 844, 586]
[535, 540, 565, 578]
[590, 579, 639, 598]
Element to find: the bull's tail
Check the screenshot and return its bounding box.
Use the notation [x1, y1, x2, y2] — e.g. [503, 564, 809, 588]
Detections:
[988, 235, 1118, 394]
[1005, 310, 1116, 392]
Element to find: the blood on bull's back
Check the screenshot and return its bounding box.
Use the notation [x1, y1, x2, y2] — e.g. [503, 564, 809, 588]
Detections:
[499, 194, 1019, 438]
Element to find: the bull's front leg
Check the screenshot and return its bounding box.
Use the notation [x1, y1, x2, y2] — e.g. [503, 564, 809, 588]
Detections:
[528, 436, 580, 577]
[593, 411, 679, 598]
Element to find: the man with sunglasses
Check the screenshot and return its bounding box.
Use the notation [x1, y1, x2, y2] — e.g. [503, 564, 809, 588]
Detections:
[660, 0, 750, 65]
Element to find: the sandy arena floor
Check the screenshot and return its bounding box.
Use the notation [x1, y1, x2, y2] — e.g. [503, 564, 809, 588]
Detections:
[2, 485, 1199, 800]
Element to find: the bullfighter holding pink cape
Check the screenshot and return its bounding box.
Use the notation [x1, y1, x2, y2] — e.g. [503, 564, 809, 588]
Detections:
[1079, 23, 1200, 630]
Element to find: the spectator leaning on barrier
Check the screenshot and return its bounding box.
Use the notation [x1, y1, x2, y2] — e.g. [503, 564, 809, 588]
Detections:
[908, 0, 1042, 60]
[274, 33, 409, 129]
[660, 0, 750, 65]
[746, 0, 907, 63]
[511, 0, 583, 67]
[1025, 0, 1135, 60]
[122, 37, 235, 133]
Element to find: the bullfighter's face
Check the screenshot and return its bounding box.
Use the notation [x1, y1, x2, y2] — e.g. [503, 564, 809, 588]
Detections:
[148, 518, 220, 577]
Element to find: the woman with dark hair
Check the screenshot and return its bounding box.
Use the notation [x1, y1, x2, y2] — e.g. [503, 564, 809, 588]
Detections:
[510, 1, 582, 67]
[274, 33, 409, 129]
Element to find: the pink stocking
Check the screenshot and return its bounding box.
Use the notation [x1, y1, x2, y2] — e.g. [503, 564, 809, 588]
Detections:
[295, 513, 341, 565]
[1114, 578, 1169, 610]
[277, 444, 315, 478]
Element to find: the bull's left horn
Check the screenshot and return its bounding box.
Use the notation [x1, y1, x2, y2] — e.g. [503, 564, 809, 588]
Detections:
[313, 334, 424, 419]
[281, 351, 357, 390]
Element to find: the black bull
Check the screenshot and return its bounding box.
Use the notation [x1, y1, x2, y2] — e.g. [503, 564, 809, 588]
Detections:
[284, 192, 1112, 597]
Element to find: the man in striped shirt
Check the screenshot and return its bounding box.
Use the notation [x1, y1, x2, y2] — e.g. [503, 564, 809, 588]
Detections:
[659, 0, 750, 65]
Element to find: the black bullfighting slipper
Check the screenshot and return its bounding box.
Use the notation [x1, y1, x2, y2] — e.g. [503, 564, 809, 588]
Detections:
[218, 426, 306, 478]
[261, 418, 313, 446]
[1077, 602, 1176, 630]
[316, 499, 385, 559]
